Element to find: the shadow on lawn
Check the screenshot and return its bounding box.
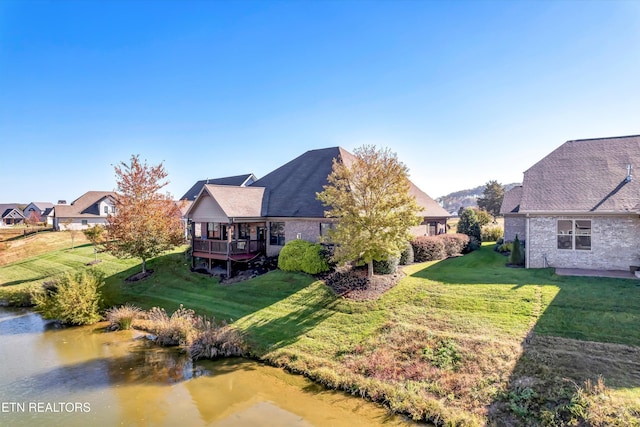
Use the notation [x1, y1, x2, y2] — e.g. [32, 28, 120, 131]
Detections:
[102, 251, 335, 352]
[412, 246, 640, 424]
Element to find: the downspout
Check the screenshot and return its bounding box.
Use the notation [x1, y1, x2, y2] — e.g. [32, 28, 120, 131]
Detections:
[525, 214, 530, 269]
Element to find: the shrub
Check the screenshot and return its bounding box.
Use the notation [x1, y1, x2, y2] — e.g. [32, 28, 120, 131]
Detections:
[509, 234, 524, 266]
[189, 317, 245, 359]
[399, 242, 414, 265]
[482, 225, 504, 242]
[301, 242, 331, 274]
[373, 256, 399, 275]
[278, 239, 330, 274]
[411, 236, 446, 262]
[439, 233, 469, 257]
[464, 236, 481, 253]
[32, 269, 104, 325]
[145, 305, 197, 346]
[496, 241, 513, 253]
[105, 303, 143, 330]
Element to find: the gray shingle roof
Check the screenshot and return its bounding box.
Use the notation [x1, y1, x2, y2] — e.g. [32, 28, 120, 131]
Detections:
[180, 174, 256, 201]
[519, 135, 640, 213]
[202, 184, 265, 218]
[500, 186, 522, 214]
[54, 191, 116, 218]
[250, 147, 450, 219]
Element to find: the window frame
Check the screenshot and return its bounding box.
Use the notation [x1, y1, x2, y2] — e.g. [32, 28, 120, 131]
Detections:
[557, 219, 591, 251]
[269, 222, 285, 246]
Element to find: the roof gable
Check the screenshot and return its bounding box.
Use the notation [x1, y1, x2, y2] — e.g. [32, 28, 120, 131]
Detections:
[55, 191, 117, 218]
[520, 135, 640, 213]
[180, 174, 256, 201]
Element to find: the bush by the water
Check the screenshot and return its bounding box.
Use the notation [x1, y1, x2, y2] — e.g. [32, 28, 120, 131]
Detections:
[32, 269, 104, 325]
[373, 256, 399, 275]
[189, 317, 244, 359]
[105, 303, 143, 330]
[278, 239, 330, 274]
[144, 305, 197, 346]
[411, 236, 446, 262]
[121, 305, 245, 358]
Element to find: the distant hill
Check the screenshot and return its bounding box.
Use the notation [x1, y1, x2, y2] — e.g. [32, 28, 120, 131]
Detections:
[436, 183, 520, 215]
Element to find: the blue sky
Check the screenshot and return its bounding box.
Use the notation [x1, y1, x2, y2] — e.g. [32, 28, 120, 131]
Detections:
[2, 0, 640, 204]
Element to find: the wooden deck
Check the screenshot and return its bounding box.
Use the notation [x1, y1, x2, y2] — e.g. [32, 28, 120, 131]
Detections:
[192, 239, 265, 261]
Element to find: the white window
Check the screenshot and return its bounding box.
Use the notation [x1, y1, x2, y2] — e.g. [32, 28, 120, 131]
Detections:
[557, 219, 591, 250]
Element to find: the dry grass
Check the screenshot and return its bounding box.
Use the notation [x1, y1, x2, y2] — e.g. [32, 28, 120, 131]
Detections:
[105, 303, 143, 330]
[122, 304, 245, 358]
[0, 231, 89, 266]
[189, 317, 245, 359]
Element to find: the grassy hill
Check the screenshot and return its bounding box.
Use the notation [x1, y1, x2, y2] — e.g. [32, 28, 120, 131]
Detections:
[0, 233, 638, 425]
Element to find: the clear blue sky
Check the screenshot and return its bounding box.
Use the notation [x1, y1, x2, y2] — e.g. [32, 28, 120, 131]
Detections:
[2, 0, 640, 204]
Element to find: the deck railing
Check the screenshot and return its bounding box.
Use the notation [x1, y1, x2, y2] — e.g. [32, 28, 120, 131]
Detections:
[193, 239, 265, 255]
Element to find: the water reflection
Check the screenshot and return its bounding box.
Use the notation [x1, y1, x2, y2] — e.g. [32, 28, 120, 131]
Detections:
[0, 308, 415, 427]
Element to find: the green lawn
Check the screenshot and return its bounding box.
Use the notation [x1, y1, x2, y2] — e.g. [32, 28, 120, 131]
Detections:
[1, 237, 639, 425]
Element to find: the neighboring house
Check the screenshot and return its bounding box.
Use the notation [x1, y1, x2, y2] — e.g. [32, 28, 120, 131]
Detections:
[501, 135, 640, 271]
[53, 191, 117, 230]
[23, 202, 54, 226]
[186, 147, 450, 272]
[0, 204, 25, 226]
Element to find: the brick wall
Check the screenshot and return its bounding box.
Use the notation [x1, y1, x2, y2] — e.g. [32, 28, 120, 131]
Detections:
[527, 215, 640, 270]
[504, 215, 526, 242]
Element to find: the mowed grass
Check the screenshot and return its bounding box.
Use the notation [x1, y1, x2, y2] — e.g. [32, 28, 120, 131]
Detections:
[0, 230, 90, 266]
[1, 233, 639, 425]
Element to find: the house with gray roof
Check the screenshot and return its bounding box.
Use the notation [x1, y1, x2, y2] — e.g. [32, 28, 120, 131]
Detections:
[186, 147, 450, 271]
[0, 204, 25, 226]
[23, 202, 55, 226]
[53, 191, 117, 230]
[501, 135, 640, 271]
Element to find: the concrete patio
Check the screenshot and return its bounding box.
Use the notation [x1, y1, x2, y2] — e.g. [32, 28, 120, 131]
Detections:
[555, 268, 638, 279]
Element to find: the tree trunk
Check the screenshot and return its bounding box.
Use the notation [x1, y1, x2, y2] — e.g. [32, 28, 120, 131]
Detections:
[367, 260, 374, 277]
[141, 258, 147, 274]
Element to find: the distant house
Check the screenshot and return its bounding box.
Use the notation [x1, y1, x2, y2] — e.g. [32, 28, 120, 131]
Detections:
[53, 191, 117, 230]
[501, 135, 640, 271]
[0, 204, 25, 226]
[23, 202, 54, 226]
[186, 147, 450, 271]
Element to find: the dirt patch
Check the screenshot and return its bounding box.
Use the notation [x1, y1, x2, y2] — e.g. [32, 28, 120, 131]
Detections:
[320, 265, 403, 300]
[125, 269, 154, 282]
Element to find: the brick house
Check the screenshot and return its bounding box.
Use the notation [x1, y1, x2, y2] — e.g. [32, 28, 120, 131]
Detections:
[186, 147, 450, 272]
[501, 135, 640, 271]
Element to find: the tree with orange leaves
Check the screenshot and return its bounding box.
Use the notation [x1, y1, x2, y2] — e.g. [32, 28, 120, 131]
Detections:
[106, 155, 184, 275]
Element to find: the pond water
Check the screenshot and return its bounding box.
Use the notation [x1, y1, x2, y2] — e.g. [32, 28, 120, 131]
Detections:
[0, 307, 415, 426]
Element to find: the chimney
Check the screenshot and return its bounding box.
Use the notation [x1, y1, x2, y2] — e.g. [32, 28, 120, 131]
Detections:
[626, 165, 633, 183]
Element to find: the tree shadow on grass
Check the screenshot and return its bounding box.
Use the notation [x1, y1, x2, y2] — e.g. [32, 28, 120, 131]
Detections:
[410, 246, 640, 424]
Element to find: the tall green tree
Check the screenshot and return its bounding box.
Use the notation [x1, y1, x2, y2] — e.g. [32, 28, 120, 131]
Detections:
[477, 180, 505, 220]
[456, 208, 482, 243]
[316, 145, 421, 277]
[106, 155, 184, 274]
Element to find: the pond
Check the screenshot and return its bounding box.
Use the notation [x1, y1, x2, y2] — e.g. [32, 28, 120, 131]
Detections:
[0, 307, 416, 426]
